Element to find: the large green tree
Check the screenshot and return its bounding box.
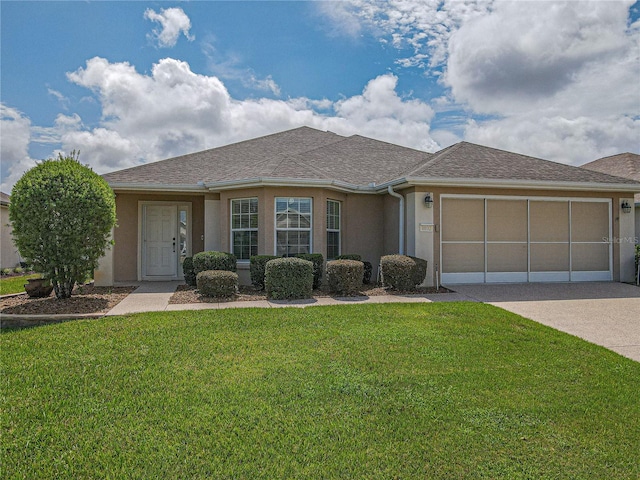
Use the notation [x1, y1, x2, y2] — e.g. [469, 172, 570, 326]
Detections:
[9, 152, 116, 299]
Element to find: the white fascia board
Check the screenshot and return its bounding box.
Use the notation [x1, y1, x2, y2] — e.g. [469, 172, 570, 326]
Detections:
[108, 183, 207, 193]
[402, 176, 640, 193]
[202, 177, 378, 194]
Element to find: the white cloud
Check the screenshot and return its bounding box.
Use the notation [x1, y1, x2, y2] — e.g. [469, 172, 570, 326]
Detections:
[144, 7, 194, 48]
[318, 0, 640, 163]
[26, 57, 437, 177]
[0, 105, 38, 193]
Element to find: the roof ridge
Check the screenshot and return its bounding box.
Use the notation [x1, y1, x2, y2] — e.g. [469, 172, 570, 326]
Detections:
[406, 142, 463, 176]
[280, 154, 334, 179]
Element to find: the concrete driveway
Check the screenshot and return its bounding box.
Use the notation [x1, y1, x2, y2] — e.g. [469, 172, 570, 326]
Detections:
[451, 282, 640, 362]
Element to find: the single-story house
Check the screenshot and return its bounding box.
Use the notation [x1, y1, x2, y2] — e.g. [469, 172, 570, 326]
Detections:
[581, 153, 640, 246]
[96, 126, 640, 287]
[1, 192, 21, 270]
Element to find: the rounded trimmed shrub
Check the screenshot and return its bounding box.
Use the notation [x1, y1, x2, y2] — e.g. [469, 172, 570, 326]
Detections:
[327, 259, 364, 295]
[182, 257, 197, 286]
[265, 257, 313, 300]
[196, 270, 238, 298]
[294, 253, 324, 289]
[193, 251, 237, 274]
[250, 255, 278, 290]
[381, 255, 415, 290]
[408, 255, 428, 287]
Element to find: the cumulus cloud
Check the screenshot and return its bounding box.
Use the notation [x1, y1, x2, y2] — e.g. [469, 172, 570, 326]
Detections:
[318, 0, 640, 163]
[144, 7, 194, 48]
[0, 105, 38, 193]
[8, 57, 434, 179]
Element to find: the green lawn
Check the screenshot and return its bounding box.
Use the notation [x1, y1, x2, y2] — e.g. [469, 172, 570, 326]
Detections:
[0, 273, 40, 295]
[2, 303, 639, 479]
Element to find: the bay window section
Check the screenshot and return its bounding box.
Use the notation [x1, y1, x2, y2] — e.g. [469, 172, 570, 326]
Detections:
[231, 198, 258, 261]
[326, 199, 341, 260]
[275, 197, 312, 256]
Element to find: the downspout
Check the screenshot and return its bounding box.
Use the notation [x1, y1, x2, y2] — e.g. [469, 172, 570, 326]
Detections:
[387, 185, 404, 255]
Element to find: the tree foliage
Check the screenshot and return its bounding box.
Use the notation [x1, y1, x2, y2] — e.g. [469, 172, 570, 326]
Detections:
[9, 152, 116, 299]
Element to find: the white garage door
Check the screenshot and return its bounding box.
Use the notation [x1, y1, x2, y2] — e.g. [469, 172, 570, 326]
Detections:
[440, 196, 612, 284]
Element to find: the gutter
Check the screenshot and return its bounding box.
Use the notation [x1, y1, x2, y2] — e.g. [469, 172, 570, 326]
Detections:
[387, 185, 404, 255]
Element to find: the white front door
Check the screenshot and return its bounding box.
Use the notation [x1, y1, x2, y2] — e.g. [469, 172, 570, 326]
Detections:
[144, 205, 178, 277]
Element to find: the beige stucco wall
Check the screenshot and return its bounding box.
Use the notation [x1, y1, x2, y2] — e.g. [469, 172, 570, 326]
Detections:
[1, 204, 20, 269]
[111, 192, 205, 282]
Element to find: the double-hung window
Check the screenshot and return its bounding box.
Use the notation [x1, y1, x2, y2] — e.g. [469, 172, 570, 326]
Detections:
[326, 199, 341, 260]
[275, 197, 312, 256]
[231, 198, 258, 260]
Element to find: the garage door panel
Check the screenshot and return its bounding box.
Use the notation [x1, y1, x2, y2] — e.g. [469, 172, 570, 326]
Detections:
[487, 200, 527, 242]
[530, 243, 569, 272]
[442, 243, 484, 273]
[530, 201, 569, 242]
[442, 199, 484, 242]
[487, 243, 527, 272]
[572, 243, 609, 271]
[571, 202, 609, 242]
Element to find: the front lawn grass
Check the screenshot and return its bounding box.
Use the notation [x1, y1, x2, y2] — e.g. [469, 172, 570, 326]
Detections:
[2, 303, 639, 479]
[0, 273, 40, 295]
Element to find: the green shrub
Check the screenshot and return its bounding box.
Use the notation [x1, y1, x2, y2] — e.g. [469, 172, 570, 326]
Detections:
[381, 255, 429, 289]
[9, 152, 116, 299]
[408, 256, 428, 286]
[1, 268, 12, 276]
[363, 261, 373, 284]
[265, 257, 313, 300]
[336, 254, 362, 261]
[327, 260, 364, 295]
[193, 251, 237, 274]
[295, 253, 324, 289]
[250, 255, 278, 290]
[196, 270, 238, 298]
[182, 257, 196, 286]
[635, 244, 640, 283]
[13, 267, 24, 274]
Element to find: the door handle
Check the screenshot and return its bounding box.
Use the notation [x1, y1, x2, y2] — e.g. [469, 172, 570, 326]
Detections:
[173, 237, 176, 253]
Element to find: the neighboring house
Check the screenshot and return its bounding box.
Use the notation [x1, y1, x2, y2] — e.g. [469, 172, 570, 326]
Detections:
[0, 192, 21, 269]
[581, 153, 640, 246]
[97, 126, 640, 287]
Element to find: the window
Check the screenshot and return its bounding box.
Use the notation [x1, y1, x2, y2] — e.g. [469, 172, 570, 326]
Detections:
[231, 198, 258, 260]
[275, 197, 312, 256]
[326, 199, 341, 260]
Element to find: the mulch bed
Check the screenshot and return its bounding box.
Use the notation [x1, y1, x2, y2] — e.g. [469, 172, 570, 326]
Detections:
[170, 284, 451, 304]
[0, 285, 136, 315]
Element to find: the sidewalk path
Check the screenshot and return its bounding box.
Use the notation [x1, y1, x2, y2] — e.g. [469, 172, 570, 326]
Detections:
[106, 281, 472, 316]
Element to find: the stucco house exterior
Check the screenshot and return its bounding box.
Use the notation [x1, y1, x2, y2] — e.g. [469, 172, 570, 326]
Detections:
[581, 153, 640, 246]
[96, 127, 640, 287]
[1, 192, 21, 270]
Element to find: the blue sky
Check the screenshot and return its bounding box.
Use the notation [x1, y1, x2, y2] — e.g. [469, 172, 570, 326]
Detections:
[2, 1, 639, 191]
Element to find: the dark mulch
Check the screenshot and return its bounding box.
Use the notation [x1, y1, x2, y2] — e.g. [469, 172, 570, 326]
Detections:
[170, 284, 451, 304]
[0, 286, 136, 315]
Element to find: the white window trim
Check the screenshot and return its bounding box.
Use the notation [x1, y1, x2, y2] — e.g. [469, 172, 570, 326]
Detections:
[326, 199, 341, 260]
[230, 197, 258, 262]
[274, 197, 313, 256]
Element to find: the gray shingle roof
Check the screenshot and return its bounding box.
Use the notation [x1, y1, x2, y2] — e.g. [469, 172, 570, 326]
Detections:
[409, 142, 639, 185]
[103, 126, 639, 191]
[581, 152, 640, 200]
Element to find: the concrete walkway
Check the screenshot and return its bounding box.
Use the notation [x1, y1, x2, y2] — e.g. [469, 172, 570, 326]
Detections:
[106, 281, 470, 316]
[453, 282, 640, 362]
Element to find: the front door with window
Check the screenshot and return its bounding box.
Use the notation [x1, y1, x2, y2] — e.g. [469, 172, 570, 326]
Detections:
[144, 204, 178, 277]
